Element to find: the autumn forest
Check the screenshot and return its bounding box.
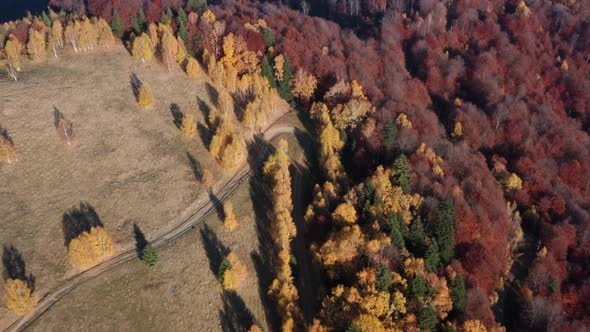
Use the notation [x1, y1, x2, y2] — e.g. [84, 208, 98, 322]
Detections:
[1, 0, 589, 331]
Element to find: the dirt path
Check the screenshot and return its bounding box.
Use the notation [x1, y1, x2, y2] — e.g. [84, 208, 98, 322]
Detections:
[6, 114, 298, 332]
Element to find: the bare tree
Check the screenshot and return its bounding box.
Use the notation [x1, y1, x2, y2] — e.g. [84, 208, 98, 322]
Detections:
[53, 107, 74, 145]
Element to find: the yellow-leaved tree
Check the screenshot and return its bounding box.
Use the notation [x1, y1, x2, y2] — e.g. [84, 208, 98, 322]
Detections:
[221, 253, 246, 290]
[4, 279, 38, 316]
[26, 28, 47, 61]
[68, 226, 114, 270]
[138, 82, 155, 110]
[4, 35, 22, 81]
[78, 18, 98, 52]
[209, 121, 245, 169]
[291, 68, 317, 103]
[132, 33, 154, 63]
[181, 113, 197, 138]
[223, 201, 238, 230]
[185, 57, 202, 79]
[0, 134, 17, 164]
[264, 139, 302, 332]
[96, 18, 115, 49]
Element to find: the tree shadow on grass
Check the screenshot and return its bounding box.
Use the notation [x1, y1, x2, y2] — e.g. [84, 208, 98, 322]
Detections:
[133, 224, 148, 259]
[170, 103, 184, 129]
[197, 122, 211, 148]
[200, 224, 230, 279]
[62, 202, 103, 247]
[130, 73, 141, 100]
[2, 245, 35, 290]
[219, 290, 255, 332]
[187, 152, 203, 181]
[0, 126, 14, 145]
[247, 135, 279, 332]
[206, 82, 219, 107]
[209, 190, 225, 221]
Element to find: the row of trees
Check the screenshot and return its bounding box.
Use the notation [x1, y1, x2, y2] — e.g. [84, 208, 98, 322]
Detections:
[2, 12, 115, 81]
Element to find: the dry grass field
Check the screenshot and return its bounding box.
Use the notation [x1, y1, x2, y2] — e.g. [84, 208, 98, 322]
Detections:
[22, 131, 307, 332]
[0, 45, 227, 327]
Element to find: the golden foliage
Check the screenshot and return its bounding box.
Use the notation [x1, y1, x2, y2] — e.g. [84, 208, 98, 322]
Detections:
[4, 279, 38, 316]
[176, 36, 187, 64]
[185, 57, 203, 79]
[64, 22, 79, 52]
[68, 227, 113, 270]
[264, 140, 302, 330]
[132, 33, 154, 63]
[223, 201, 238, 230]
[426, 273, 452, 319]
[332, 202, 357, 225]
[78, 18, 98, 51]
[181, 114, 197, 138]
[138, 82, 155, 110]
[291, 68, 317, 102]
[209, 121, 245, 169]
[416, 143, 445, 177]
[0, 136, 17, 164]
[5, 35, 22, 71]
[148, 23, 159, 47]
[452, 121, 463, 138]
[354, 314, 385, 332]
[396, 113, 413, 128]
[222, 253, 246, 290]
[26, 28, 47, 61]
[51, 20, 64, 48]
[274, 54, 285, 81]
[463, 320, 488, 332]
[403, 257, 425, 277]
[501, 173, 523, 192]
[202, 9, 216, 24]
[96, 18, 115, 49]
[161, 30, 178, 71]
[247, 325, 263, 332]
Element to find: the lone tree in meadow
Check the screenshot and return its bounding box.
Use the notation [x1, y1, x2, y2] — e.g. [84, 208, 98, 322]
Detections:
[54, 108, 74, 144]
[141, 244, 159, 267]
[138, 82, 155, 110]
[181, 114, 197, 138]
[223, 201, 238, 230]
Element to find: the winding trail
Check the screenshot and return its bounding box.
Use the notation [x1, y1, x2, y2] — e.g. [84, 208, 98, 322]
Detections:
[6, 113, 299, 332]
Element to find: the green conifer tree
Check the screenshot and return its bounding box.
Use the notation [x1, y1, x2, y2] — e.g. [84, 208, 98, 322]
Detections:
[382, 119, 398, 152]
[138, 8, 147, 30]
[141, 244, 159, 267]
[393, 154, 412, 194]
[376, 264, 392, 292]
[130, 16, 141, 35]
[436, 197, 456, 264]
[451, 273, 466, 314]
[425, 239, 441, 273]
[188, 0, 208, 12]
[408, 216, 426, 255]
[261, 56, 277, 88]
[389, 213, 406, 251]
[411, 274, 427, 301]
[278, 55, 293, 102]
[418, 305, 439, 330]
[111, 10, 124, 38]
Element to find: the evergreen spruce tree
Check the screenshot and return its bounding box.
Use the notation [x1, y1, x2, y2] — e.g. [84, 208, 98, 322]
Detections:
[393, 154, 412, 193]
[436, 197, 456, 264]
[425, 239, 441, 273]
[217, 257, 232, 284]
[376, 265, 392, 292]
[111, 10, 124, 38]
[178, 22, 189, 45]
[410, 274, 427, 301]
[130, 16, 141, 35]
[138, 8, 147, 30]
[451, 273, 466, 314]
[382, 119, 398, 152]
[418, 305, 439, 330]
[160, 12, 169, 25]
[177, 8, 188, 27]
[278, 55, 293, 102]
[408, 216, 427, 255]
[141, 244, 159, 267]
[261, 56, 277, 88]
[260, 27, 275, 47]
[389, 213, 406, 251]
[362, 181, 376, 216]
[188, 0, 208, 12]
[346, 324, 362, 332]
